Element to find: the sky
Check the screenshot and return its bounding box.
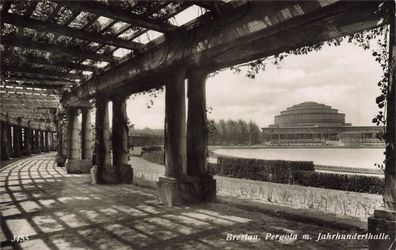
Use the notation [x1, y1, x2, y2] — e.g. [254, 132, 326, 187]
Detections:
[125, 40, 383, 129]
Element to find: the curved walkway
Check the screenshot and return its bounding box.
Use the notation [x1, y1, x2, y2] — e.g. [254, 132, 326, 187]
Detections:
[1, 153, 367, 249]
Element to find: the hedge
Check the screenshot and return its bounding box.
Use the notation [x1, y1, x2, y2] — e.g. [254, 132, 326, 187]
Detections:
[215, 156, 314, 184]
[142, 151, 165, 165]
[292, 170, 384, 194]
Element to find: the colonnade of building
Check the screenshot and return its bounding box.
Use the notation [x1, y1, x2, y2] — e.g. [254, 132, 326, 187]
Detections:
[59, 69, 216, 205]
[0, 119, 56, 161]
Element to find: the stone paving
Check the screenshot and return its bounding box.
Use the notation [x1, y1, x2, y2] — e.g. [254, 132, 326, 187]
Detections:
[1, 153, 368, 249]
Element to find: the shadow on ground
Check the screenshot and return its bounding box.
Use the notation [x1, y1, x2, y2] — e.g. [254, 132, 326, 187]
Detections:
[1, 153, 368, 249]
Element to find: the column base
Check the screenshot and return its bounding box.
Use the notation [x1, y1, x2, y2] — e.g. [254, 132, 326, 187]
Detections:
[66, 159, 92, 174]
[120, 164, 133, 184]
[98, 164, 133, 184]
[56, 154, 67, 167]
[156, 177, 183, 206]
[368, 209, 396, 250]
[156, 175, 216, 206]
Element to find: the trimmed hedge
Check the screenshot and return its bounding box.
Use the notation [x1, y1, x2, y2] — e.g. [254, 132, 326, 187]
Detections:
[142, 151, 165, 165]
[215, 156, 314, 184]
[292, 170, 384, 194]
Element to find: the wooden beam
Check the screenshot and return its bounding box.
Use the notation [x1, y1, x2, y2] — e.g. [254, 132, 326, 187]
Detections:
[46, 4, 62, 22]
[93, 2, 193, 60]
[0, 85, 56, 95]
[1, 107, 57, 113]
[1, 81, 65, 89]
[1, 0, 11, 15]
[1, 37, 116, 62]
[3, 71, 78, 83]
[25, 1, 38, 17]
[0, 112, 56, 131]
[1, 65, 83, 79]
[3, 111, 54, 121]
[0, 94, 59, 101]
[55, 0, 175, 32]
[193, 2, 222, 12]
[2, 13, 144, 50]
[62, 1, 385, 105]
[2, 75, 75, 84]
[1, 55, 96, 72]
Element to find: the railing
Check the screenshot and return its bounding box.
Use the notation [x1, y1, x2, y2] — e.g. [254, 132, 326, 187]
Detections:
[314, 164, 383, 175]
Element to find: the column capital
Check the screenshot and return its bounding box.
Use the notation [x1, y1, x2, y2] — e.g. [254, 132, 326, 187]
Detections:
[186, 67, 211, 79]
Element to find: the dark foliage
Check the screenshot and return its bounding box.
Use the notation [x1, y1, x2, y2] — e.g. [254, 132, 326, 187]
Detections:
[292, 171, 384, 194]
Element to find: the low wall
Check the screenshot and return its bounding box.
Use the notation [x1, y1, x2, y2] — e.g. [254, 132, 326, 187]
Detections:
[130, 157, 382, 220]
[215, 176, 383, 219]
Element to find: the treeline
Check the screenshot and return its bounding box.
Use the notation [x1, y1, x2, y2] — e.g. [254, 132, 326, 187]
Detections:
[208, 119, 262, 145]
[129, 127, 164, 136]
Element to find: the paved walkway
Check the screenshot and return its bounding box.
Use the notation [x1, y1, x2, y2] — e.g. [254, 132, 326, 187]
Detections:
[1, 153, 368, 249]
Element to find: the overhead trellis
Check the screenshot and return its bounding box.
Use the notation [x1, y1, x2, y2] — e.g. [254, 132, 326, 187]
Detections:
[0, 0, 213, 125]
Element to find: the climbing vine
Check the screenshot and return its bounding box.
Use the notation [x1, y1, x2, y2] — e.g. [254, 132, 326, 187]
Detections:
[228, 24, 391, 171]
[230, 25, 390, 126]
[128, 86, 164, 109]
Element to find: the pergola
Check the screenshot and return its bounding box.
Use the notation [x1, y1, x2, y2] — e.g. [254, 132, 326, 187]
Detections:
[0, 1, 395, 248]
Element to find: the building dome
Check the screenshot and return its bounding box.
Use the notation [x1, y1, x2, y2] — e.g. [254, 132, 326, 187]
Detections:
[271, 102, 348, 127]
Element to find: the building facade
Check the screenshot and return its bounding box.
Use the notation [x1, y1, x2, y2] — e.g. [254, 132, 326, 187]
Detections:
[262, 102, 384, 146]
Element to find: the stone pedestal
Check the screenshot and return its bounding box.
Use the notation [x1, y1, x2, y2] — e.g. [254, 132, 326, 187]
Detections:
[66, 159, 92, 174]
[157, 177, 183, 206]
[368, 209, 396, 250]
[97, 164, 119, 184]
[157, 175, 216, 206]
[119, 164, 133, 184]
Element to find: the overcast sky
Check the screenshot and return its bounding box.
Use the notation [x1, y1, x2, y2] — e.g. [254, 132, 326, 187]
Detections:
[126, 41, 382, 129]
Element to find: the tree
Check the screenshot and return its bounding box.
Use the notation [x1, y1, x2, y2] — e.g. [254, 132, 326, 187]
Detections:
[237, 119, 249, 144]
[248, 120, 262, 145]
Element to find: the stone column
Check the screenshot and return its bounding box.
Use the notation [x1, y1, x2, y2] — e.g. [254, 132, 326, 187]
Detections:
[57, 121, 63, 156]
[157, 69, 187, 205]
[95, 94, 113, 183]
[1, 121, 10, 160]
[185, 69, 216, 202]
[164, 70, 187, 178]
[30, 129, 34, 153]
[6, 120, 12, 157]
[67, 108, 79, 160]
[111, 95, 133, 184]
[40, 130, 45, 152]
[368, 8, 396, 250]
[12, 123, 22, 157]
[23, 125, 32, 155]
[34, 130, 41, 154]
[47, 132, 52, 151]
[81, 108, 92, 161]
[66, 108, 90, 173]
[51, 132, 55, 151]
[56, 120, 65, 165]
[44, 131, 49, 152]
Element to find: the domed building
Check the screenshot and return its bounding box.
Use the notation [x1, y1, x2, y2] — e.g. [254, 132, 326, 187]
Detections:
[262, 102, 383, 146]
[272, 102, 350, 128]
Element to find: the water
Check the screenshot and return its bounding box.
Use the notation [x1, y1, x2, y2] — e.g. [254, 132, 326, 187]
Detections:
[214, 148, 385, 169]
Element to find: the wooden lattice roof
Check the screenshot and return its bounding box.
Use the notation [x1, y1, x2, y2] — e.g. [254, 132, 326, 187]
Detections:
[0, 0, 390, 127]
[0, 1, 214, 89]
[1, 0, 217, 125]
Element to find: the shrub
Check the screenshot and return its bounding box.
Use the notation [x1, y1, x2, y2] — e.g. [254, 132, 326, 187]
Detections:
[142, 151, 165, 165]
[215, 156, 314, 184]
[292, 171, 384, 194]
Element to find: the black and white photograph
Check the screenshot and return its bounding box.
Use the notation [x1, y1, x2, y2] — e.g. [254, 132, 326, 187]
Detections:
[0, 0, 395, 249]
